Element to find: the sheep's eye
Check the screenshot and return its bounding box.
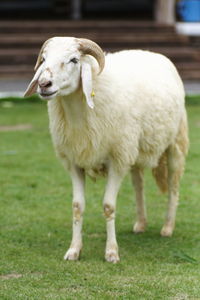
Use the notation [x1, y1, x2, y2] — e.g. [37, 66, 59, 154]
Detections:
[70, 58, 78, 64]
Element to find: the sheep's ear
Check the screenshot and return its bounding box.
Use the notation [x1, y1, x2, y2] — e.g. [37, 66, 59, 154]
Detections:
[81, 62, 94, 109]
[24, 63, 44, 97]
[34, 39, 51, 71]
[24, 39, 50, 97]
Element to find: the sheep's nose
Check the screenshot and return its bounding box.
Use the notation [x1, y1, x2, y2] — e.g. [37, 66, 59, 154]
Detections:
[39, 80, 52, 88]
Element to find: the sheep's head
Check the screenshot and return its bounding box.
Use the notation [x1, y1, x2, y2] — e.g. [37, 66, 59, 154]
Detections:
[24, 37, 105, 108]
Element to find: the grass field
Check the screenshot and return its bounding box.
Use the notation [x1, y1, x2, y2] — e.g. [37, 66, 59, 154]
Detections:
[0, 98, 200, 299]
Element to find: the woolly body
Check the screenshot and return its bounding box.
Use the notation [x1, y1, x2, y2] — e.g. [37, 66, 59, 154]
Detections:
[25, 38, 188, 262]
[48, 50, 185, 177]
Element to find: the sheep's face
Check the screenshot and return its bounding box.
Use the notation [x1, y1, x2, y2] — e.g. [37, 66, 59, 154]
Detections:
[24, 37, 105, 108]
[37, 38, 82, 100]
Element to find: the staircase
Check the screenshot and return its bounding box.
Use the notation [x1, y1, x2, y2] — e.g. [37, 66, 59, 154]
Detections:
[0, 20, 199, 80]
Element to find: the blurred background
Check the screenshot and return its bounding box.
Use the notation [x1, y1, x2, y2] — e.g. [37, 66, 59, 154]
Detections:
[0, 0, 199, 95]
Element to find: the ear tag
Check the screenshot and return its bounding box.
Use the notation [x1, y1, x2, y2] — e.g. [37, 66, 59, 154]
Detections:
[85, 90, 95, 109]
[85, 93, 94, 109]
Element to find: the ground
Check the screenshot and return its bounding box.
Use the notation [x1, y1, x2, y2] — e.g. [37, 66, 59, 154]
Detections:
[0, 98, 200, 299]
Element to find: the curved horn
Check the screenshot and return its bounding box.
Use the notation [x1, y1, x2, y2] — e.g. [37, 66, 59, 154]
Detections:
[77, 38, 105, 74]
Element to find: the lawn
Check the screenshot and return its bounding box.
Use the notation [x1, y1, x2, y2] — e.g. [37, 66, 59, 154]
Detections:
[0, 98, 200, 299]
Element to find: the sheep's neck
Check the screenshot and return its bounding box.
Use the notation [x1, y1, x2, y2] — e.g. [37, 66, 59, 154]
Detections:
[55, 91, 102, 169]
[60, 90, 88, 128]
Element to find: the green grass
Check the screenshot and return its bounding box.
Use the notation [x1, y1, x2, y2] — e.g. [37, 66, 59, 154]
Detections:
[0, 98, 200, 299]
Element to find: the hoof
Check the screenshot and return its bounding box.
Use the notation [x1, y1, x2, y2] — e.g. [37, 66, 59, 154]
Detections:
[133, 221, 146, 234]
[105, 250, 120, 263]
[64, 248, 80, 261]
[160, 225, 173, 237]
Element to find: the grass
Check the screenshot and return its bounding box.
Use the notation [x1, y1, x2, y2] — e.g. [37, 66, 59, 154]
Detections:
[0, 97, 200, 299]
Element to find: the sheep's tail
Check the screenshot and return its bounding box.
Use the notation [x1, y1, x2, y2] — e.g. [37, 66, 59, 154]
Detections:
[152, 111, 189, 194]
[152, 151, 168, 193]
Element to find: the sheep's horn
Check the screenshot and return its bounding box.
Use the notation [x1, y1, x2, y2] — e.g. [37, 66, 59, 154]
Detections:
[77, 38, 105, 74]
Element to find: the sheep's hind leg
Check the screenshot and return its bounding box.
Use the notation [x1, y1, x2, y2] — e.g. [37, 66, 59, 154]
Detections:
[161, 145, 184, 237]
[103, 164, 124, 263]
[64, 165, 85, 261]
[131, 167, 147, 233]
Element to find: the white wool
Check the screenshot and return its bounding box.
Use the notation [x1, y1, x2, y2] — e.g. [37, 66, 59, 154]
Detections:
[26, 38, 188, 262]
[48, 49, 185, 176]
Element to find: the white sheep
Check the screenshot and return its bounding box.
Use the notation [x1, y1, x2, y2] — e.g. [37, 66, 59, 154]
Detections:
[24, 37, 189, 263]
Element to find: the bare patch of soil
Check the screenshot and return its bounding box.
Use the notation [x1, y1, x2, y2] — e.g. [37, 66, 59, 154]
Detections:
[0, 124, 32, 132]
[0, 273, 22, 280]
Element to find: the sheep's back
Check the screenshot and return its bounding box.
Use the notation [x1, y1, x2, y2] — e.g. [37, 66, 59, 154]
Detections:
[93, 50, 186, 168]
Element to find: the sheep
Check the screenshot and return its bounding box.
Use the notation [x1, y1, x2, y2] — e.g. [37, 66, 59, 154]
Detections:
[24, 37, 189, 263]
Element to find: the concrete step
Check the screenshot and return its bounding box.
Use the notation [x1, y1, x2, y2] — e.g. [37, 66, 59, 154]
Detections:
[0, 20, 199, 80]
[0, 33, 189, 49]
[0, 63, 199, 80]
[0, 65, 33, 79]
[0, 20, 176, 33]
[0, 47, 199, 65]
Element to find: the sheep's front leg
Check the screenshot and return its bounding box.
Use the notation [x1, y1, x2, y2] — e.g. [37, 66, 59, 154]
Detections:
[64, 166, 85, 261]
[103, 165, 124, 263]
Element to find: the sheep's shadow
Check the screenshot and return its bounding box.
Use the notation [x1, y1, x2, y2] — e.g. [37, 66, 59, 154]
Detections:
[116, 225, 199, 265]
